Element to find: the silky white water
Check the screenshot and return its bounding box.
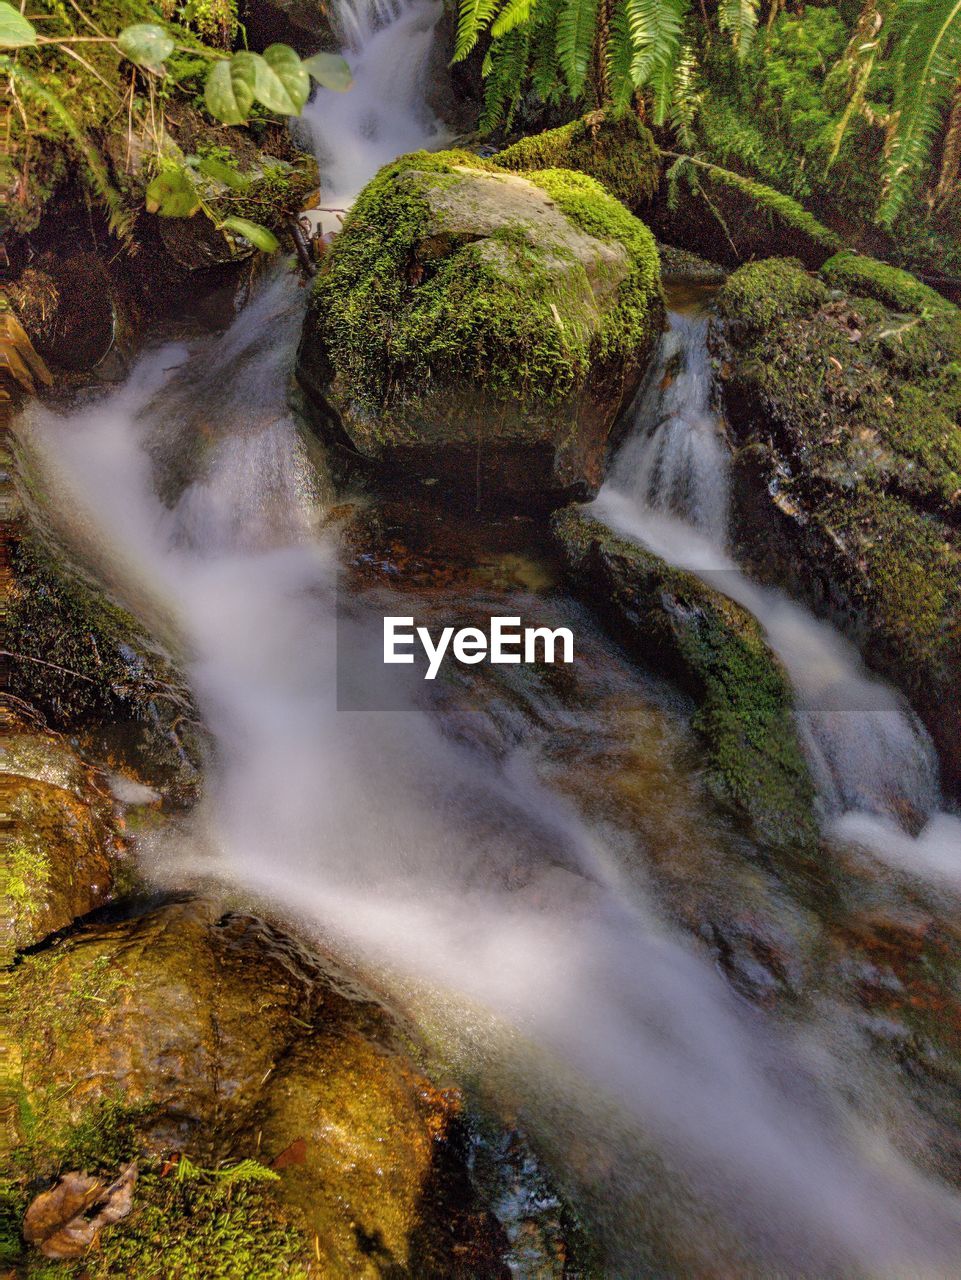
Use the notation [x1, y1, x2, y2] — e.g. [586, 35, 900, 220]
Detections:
[595, 306, 961, 863]
[13, 6, 961, 1273]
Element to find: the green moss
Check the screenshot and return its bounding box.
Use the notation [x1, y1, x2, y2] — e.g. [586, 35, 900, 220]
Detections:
[825, 492, 960, 662]
[495, 113, 661, 209]
[552, 507, 819, 858]
[302, 149, 662, 430]
[526, 167, 661, 362]
[3, 1104, 312, 1280]
[716, 258, 829, 330]
[821, 251, 956, 317]
[0, 1179, 26, 1268]
[5, 526, 195, 746]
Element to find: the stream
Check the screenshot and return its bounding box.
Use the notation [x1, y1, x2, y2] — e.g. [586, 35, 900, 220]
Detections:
[12, 0, 961, 1274]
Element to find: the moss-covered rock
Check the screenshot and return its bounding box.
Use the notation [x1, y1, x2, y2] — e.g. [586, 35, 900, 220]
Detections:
[494, 111, 661, 210]
[2, 420, 201, 786]
[648, 162, 843, 271]
[297, 150, 663, 509]
[715, 256, 961, 795]
[0, 715, 119, 964]
[820, 251, 957, 317]
[551, 506, 819, 859]
[2, 897, 504, 1274]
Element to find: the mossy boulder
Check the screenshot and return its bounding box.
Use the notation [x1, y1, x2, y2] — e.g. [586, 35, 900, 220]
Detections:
[715, 256, 961, 795]
[3, 898, 499, 1274]
[551, 506, 819, 860]
[494, 111, 661, 211]
[647, 164, 842, 271]
[3, 430, 201, 788]
[0, 717, 119, 964]
[297, 150, 663, 509]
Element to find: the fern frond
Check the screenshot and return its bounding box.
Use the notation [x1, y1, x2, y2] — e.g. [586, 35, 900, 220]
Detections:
[670, 42, 701, 149]
[481, 27, 532, 130]
[624, 0, 684, 87]
[717, 0, 759, 60]
[624, 0, 686, 124]
[935, 77, 961, 203]
[556, 0, 600, 98]
[530, 0, 564, 100]
[880, 0, 961, 226]
[454, 0, 506, 61]
[827, 2, 884, 166]
[605, 0, 637, 110]
[491, 0, 534, 38]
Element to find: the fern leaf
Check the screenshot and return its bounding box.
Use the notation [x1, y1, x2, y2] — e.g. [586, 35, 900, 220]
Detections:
[935, 77, 961, 203]
[454, 0, 505, 62]
[491, 0, 533, 38]
[624, 0, 686, 124]
[555, 0, 599, 98]
[880, 0, 961, 225]
[605, 0, 637, 110]
[530, 0, 564, 100]
[481, 27, 532, 130]
[670, 41, 701, 149]
[717, 0, 759, 60]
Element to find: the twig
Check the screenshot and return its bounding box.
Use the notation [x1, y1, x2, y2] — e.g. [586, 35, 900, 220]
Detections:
[0, 650, 99, 683]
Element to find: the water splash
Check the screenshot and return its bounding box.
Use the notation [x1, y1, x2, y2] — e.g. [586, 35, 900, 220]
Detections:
[300, 0, 450, 230]
[595, 307, 957, 841]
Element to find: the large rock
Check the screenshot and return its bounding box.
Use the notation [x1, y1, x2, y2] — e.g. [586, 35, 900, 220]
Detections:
[297, 150, 663, 509]
[714, 255, 961, 795]
[552, 507, 819, 862]
[4, 898, 502, 1274]
[0, 716, 118, 962]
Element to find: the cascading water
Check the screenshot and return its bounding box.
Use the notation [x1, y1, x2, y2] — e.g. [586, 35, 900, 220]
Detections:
[595, 304, 961, 861]
[14, 8, 961, 1274]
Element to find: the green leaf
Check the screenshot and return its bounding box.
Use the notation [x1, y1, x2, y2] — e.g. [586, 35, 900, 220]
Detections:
[880, 0, 961, 225]
[205, 55, 257, 124]
[197, 154, 247, 188]
[0, 1, 37, 48]
[254, 45, 310, 114]
[555, 0, 598, 97]
[220, 216, 280, 252]
[145, 167, 201, 217]
[490, 0, 532, 38]
[117, 22, 174, 69]
[453, 0, 504, 61]
[302, 51, 353, 91]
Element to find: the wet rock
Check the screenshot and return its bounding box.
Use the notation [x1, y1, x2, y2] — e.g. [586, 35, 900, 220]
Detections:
[647, 166, 842, 271]
[494, 111, 661, 211]
[5, 897, 502, 1274]
[714, 255, 961, 796]
[3, 467, 202, 788]
[239, 0, 336, 55]
[297, 150, 663, 510]
[7, 255, 118, 374]
[0, 717, 119, 961]
[551, 506, 819, 861]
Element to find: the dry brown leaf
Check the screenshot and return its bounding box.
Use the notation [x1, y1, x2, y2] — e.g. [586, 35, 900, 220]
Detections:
[23, 1163, 137, 1260]
[271, 1137, 307, 1170]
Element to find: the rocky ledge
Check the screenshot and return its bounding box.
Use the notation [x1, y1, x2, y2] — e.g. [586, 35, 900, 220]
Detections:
[714, 254, 961, 796]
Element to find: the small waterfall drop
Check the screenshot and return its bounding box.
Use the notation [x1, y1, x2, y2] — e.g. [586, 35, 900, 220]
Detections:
[595, 303, 960, 859]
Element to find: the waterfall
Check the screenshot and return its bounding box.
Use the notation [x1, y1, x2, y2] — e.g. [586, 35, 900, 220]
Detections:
[595, 305, 961, 866]
[12, 11, 961, 1274]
